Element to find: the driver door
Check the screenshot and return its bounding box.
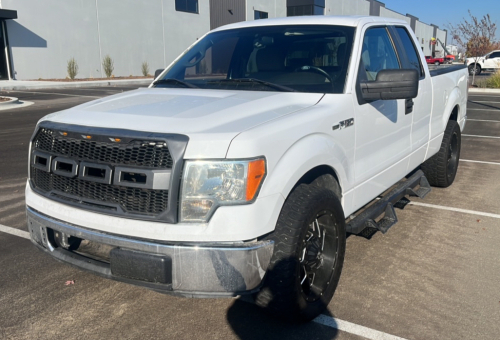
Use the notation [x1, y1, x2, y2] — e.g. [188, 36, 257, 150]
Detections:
[351, 26, 412, 212]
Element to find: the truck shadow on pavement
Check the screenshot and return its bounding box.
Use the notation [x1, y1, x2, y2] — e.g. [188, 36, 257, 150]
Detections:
[227, 301, 339, 340]
[226, 260, 341, 340]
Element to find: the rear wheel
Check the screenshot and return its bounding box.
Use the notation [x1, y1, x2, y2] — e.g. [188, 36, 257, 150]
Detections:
[255, 184, 346, 322]
[434, 61, 440, 66]
[421, 120, 461, 187]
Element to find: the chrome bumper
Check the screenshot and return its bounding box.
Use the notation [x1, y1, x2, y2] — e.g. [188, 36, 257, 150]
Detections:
[27, 207, 274, 296]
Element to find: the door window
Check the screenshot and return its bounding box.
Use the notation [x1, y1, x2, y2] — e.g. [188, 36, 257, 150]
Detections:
[360, 27, 400, 81]
[489, 52, 500, 59]
[395, 27, 424, 77]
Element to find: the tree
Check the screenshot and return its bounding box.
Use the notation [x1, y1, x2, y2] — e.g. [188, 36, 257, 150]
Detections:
[448, 11, 499, 84]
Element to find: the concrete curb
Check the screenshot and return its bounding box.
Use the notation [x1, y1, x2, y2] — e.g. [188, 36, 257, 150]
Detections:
[0, 79, 153, 91]
[468, 88, 500, 94]
[0, 96, 19, 105]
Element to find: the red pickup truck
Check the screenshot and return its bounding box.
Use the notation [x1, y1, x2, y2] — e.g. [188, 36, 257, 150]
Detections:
[425, 56, 445, 65]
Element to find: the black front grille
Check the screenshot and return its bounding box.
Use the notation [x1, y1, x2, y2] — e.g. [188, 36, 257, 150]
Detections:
[32, 168, 168, 215]
[33, 128, 173, 168]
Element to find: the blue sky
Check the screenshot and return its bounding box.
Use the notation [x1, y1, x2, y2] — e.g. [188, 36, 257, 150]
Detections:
[381, 0, 500, 32]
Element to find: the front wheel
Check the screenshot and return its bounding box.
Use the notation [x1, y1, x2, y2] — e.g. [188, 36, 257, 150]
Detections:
[468, 64, 481, 75]
[254, 184, 346, 322]
[421, 120, 461, 187]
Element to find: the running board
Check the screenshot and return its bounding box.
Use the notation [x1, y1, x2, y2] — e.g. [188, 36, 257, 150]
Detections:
[346, 170, 431, 236]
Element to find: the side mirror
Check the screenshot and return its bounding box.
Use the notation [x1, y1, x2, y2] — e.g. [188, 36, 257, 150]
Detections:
[154, 69, 164, 79]
[360, 69, 419, 102]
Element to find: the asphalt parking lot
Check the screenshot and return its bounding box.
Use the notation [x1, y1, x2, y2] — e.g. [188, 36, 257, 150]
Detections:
[0, 85, 499, 340]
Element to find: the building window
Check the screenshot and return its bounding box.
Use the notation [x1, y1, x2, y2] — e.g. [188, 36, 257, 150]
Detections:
[175, 0, 198, 14]
[254, 10, 268, 20]
[287, 5, 324, 16]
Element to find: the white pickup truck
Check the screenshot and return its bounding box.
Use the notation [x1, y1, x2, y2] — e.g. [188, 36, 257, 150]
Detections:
[465, 50, 500, 75]
[26, 16, 468, 322]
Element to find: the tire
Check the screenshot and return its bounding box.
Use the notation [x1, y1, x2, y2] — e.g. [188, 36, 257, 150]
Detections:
[254, 184, 346, 322]
[434, 61, 440, 66]
[421, 120, 461, 187]
[468, 64, 481, 75]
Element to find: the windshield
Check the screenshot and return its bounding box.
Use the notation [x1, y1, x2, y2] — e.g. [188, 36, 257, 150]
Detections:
[157, 25, 355, 94]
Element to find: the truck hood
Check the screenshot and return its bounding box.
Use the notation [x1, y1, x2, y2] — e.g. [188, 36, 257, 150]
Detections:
[40, 88, 323, 158]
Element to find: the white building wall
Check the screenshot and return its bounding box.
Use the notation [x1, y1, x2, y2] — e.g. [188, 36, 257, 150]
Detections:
[95, 0, 165, 78]
[415, 21, 435, 56]
[434, 28, 448, 57]
[162, 0, 210, 68]
[325, 0, 370, 16]
[446, 45, 458, 56]
[2, 0, 449, 79]
[3, 0, 210, 80]
[246, 0, 286, 21]
[4, 0, 101, 79]
[379, 7, 411, 24]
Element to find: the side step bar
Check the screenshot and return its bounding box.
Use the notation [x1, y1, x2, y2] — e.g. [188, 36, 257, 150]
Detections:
[346, 170, 431, 236]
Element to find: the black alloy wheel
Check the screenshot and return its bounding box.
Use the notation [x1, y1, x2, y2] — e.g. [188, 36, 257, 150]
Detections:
[299, 210, 340, 302]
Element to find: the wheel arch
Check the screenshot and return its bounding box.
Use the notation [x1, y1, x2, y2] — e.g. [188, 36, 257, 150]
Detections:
[259, 133, 351, 205]
[442, 88, 463, 131]
[449, 104, 459, 122]
[293, 165, 342, 198]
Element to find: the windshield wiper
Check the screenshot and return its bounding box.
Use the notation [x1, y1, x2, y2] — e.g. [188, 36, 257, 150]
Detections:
[209, 78, 296, 92]
[153, 78, 199, 88]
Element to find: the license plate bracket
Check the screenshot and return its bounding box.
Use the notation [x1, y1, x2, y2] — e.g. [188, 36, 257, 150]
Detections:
[110, 248, 172, 284]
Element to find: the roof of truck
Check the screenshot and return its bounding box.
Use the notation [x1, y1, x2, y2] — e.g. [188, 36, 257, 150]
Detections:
[212, 15, 409, 32]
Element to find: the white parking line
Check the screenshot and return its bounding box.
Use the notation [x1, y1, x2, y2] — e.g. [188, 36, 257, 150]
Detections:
[467, 119, 500, 123]
[462, 134, 500, 139]
[467, 108, 500, 111]
[469, 101, 500, 104]
[409, 202, 500, 219]
[314, 314, 408, 340]
[461, 159, 500, 165]
[0, 224, 30, 239]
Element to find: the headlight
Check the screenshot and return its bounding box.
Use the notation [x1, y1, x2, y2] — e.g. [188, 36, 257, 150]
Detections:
[180, 158, 266, 222]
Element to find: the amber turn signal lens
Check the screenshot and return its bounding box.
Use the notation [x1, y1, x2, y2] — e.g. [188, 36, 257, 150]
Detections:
[246, 159, 266, 201]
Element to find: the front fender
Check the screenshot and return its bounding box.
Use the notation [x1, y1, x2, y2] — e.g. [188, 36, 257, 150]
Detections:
[260, 133, 352, 203]
[226, 93, 356, 215]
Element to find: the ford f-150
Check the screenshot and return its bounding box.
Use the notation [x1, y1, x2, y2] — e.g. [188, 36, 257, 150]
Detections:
[26, 16, 468, 322]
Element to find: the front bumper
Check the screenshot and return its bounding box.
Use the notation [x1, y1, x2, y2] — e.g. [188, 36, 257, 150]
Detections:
[27, 207, 274, 297]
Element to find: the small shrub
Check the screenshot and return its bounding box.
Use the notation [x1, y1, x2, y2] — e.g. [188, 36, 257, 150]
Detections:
[141, 61, 150, 77]
[102, 55, 114, 78]
[474, 79, 488, 88]
[67, 58, 78, 80]
[486, 70, 500, 89]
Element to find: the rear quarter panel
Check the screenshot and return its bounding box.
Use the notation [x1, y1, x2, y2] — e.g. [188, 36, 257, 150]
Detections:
[426, 67, 468, 159]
